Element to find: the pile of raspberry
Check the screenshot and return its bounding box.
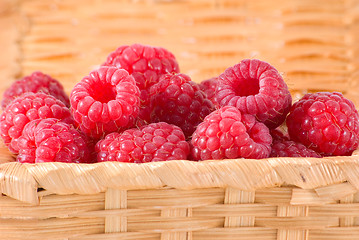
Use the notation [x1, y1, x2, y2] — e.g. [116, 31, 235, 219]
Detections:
[1, 43, 358, 164]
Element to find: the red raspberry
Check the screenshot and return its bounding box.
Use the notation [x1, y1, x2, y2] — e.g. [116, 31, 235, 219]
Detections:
[96, 122, 189, 163]
[2, 71, 70, 109]
[191, 106, 272, 160]
[149, 73, 215, 138]
[0, 92, 73, 154]
[17, 118, 92, 163]
[199, 77, 219, 107]
[216, 59, 292, 129]
[286, 92, 359, 156]
[270, 128, 290, 141]
[70, 66, 140, 139]
[270, 139, 322, 158]
[103, 44, 180, 124]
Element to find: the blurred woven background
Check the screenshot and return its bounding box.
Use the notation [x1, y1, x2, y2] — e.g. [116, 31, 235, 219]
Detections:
[1, 0, 359, 106]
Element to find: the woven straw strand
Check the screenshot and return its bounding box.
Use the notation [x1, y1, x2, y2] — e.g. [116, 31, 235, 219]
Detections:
[3, 186, 359, 239]
[105, 189, 127, 233]
[0, 158, 353, 205]
[1, 156, 358, 205]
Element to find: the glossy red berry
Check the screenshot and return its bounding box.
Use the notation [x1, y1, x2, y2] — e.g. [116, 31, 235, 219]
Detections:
[216, 59, 292, 129]
[2, 71, 70, 109]
[17, 118, 91, 163]
[286, 92, 359, 156]
[0, 92, 73, 154]
[70, 66, 140, 139]
[191, 106, 272, 160]
[270, 139, 322, 158]
[150, 73, 215, 138]
[96, 122, 189, 163]
[103, 44, 180, 124]
[199, 77, 219, 107]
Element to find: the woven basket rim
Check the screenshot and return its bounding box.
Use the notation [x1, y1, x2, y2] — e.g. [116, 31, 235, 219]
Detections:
[1, 154, 359, 205]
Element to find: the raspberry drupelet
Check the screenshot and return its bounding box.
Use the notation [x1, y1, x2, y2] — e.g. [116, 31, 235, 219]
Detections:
[191, 106, 272, 160]
[17, 118, 92, 163]
[270, 139, 322, 158]
[70, 66, 140, 139]
[198, 77, 219, 107]
[286, 92, 359, 156]
[103, 43, 180, 125]
[149, 73, 215, 138]
[216, 59, 292, 129]
[96, 122, 190, 163]
[2, 71, 70, 109]
[270, 128, 290, 141]
[0, 92, 73, 154]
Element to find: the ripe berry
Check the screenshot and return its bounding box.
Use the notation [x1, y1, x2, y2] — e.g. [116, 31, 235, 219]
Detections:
[96, 122, 189, 163]
[2, 71, 70, 109]
[286, 92, 359, 156]
[149, 73, 215, 138]
[70, 66, 140, 139]
[0, 92, 73, 154]
[17, 118, 92, 163]
[103, 43, 180, 124]
[216, 59, 292, 129]
[191, 106, 272, 160]
[270, 128, 290, 141]
[270, 139, 322, 158]
[198, 77, 219, 107]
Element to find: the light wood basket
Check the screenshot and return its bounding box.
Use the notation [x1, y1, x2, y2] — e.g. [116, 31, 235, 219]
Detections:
[2, 0, 359, 239]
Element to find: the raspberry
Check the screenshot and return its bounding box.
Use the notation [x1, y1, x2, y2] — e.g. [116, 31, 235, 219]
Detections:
[0, 92, 73, 154]
[70, 66, 140, 139]
[17, 118, 92, 163]
[2, 71, 70, 109]
[270, 128, 290, 141]
[286, 92, 359, 156]
[103, 43, 180, 124]
[96, 122, 189, 163]
[191, 106, 272, 160]
[270, 139, 322, 158]
[149, 73, 215, 138]
[216, 59, 292, 129]
[198, 77, 219, 107]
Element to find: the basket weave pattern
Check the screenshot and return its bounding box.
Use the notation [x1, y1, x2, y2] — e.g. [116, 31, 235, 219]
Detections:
[1, 0, 359, 239]
[2, 156, 359, 239]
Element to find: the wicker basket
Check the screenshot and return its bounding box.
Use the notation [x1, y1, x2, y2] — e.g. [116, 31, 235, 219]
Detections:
[2, 0, 359, 239]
